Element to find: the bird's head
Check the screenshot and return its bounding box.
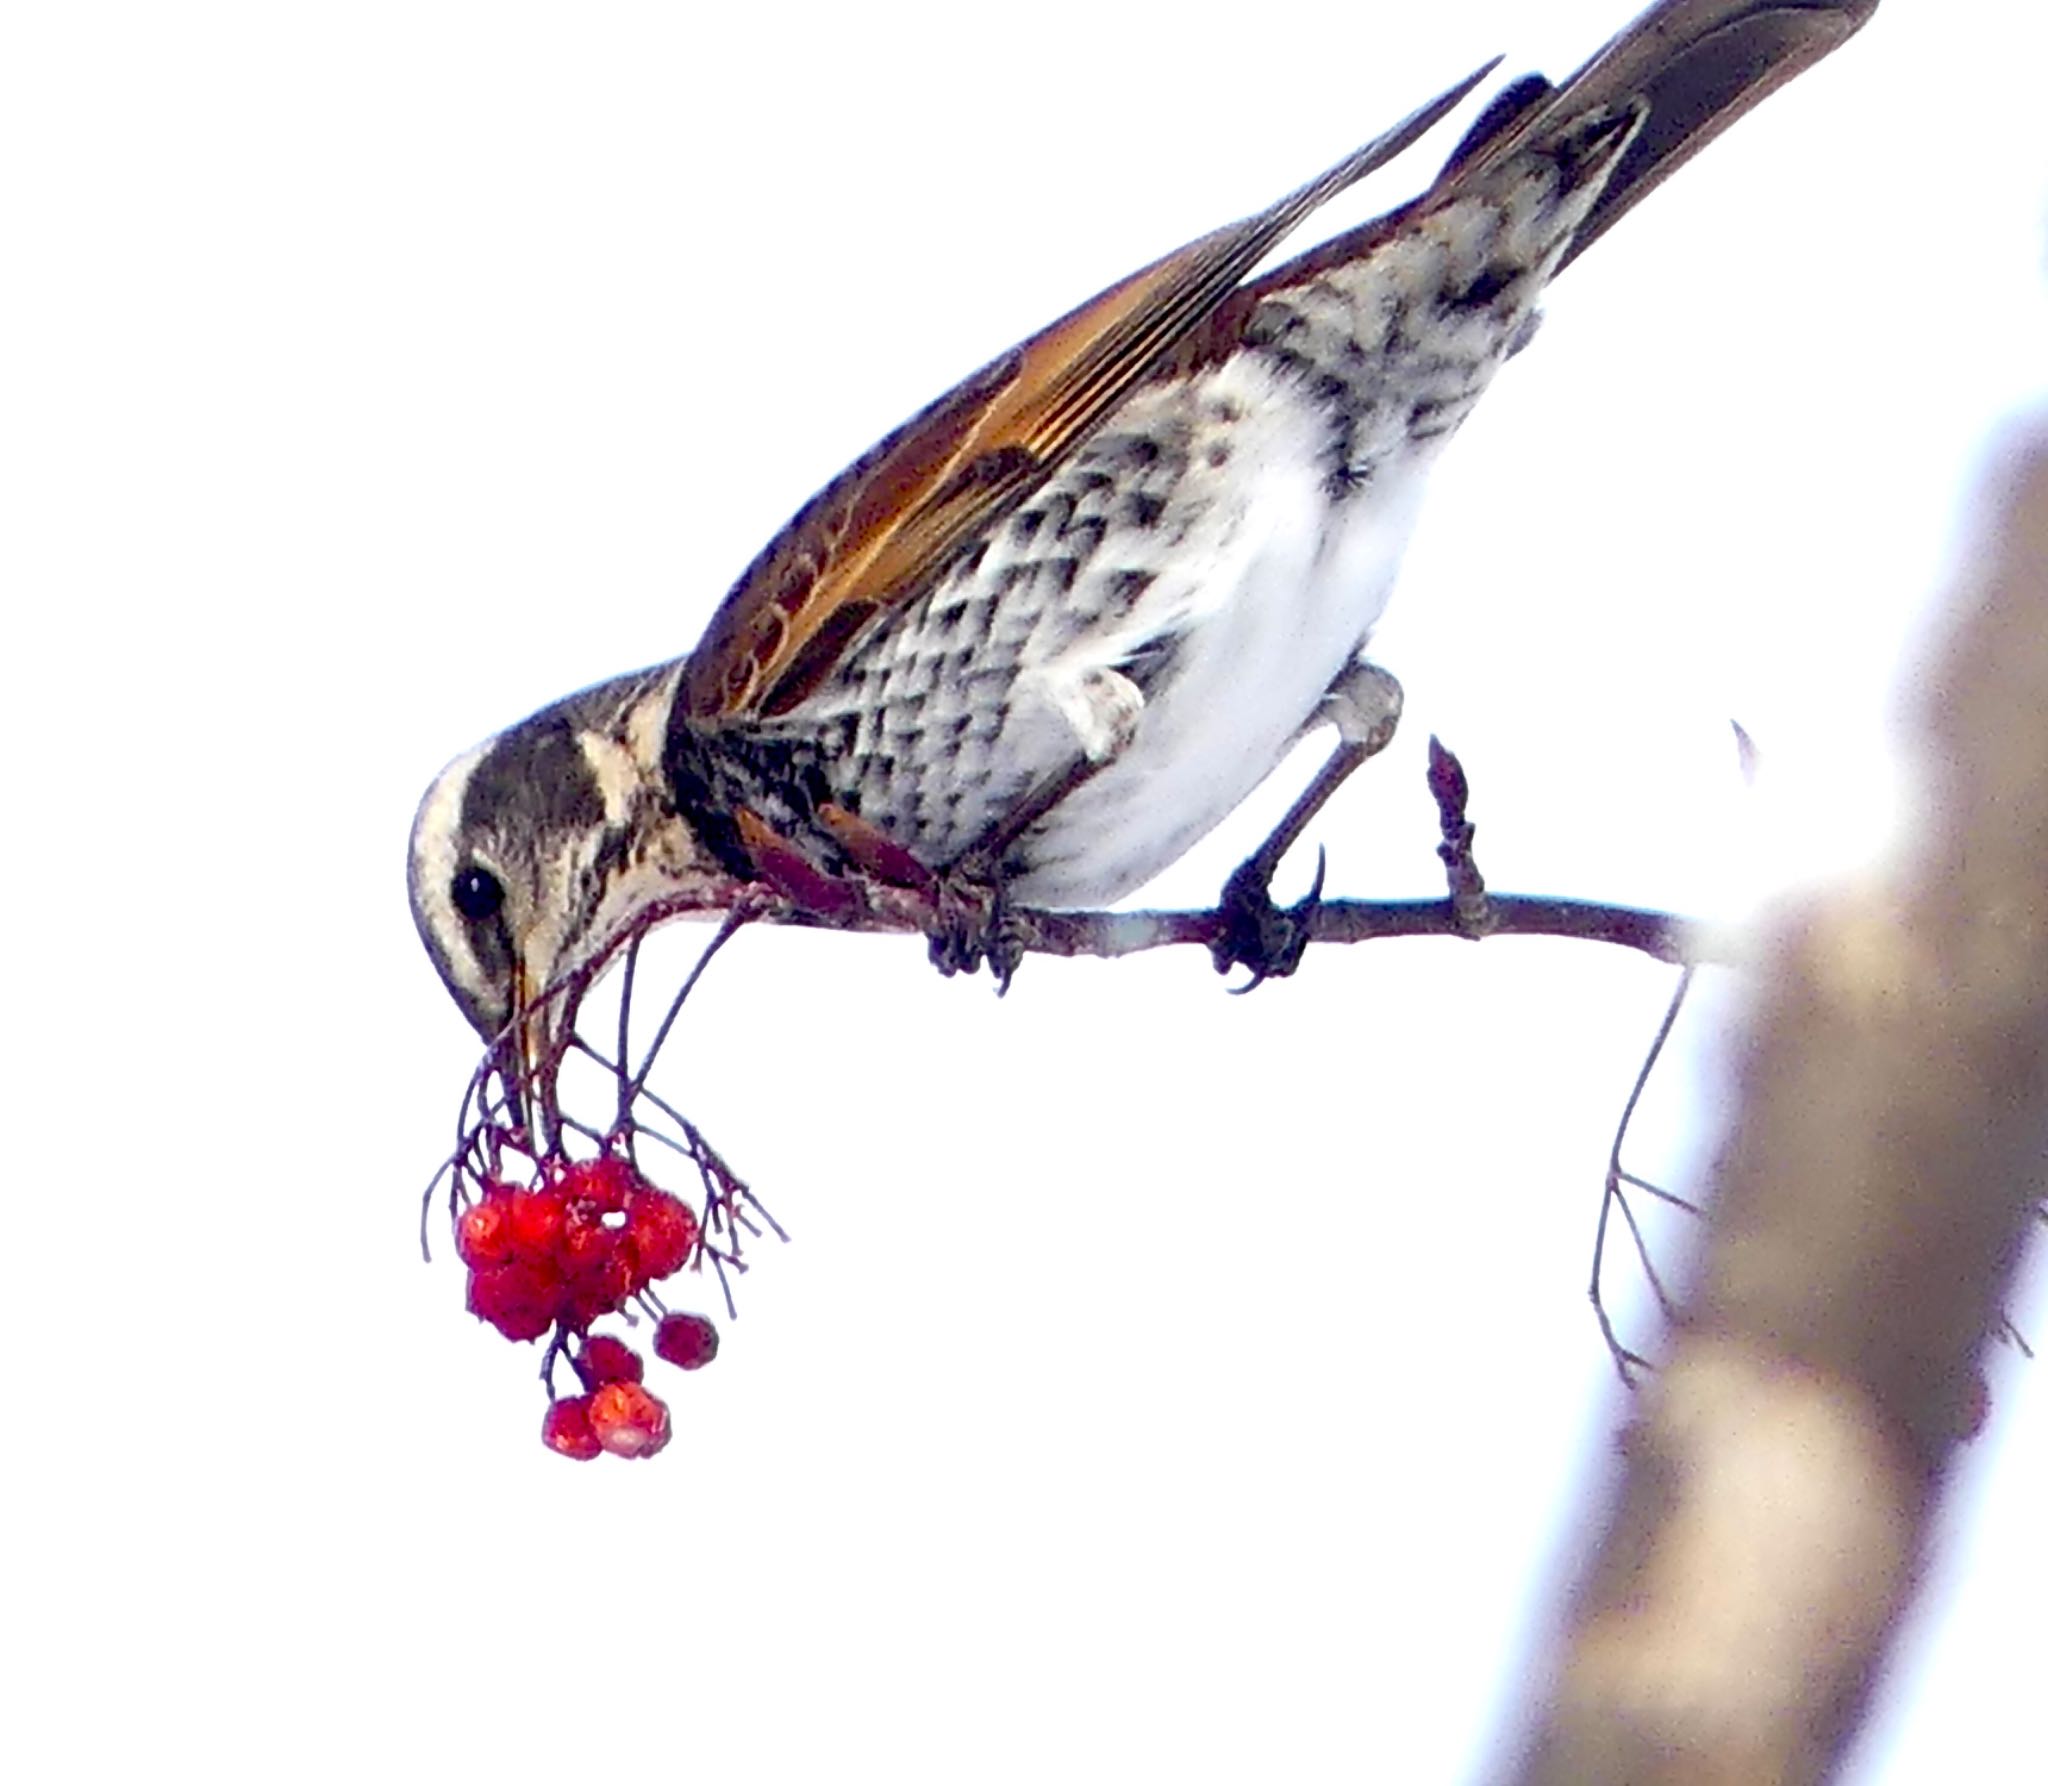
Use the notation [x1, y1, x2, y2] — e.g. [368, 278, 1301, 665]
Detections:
[407, 667, 738, 1072]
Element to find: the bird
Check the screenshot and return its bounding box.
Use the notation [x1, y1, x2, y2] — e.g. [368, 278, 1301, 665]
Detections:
[409, 0, 1877, 1074]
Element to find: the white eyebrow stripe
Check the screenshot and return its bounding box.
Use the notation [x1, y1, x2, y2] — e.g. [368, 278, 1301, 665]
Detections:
[407, 738, 498, 1013]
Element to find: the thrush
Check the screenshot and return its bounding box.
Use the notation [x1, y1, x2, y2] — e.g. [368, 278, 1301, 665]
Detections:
[410, 0, 1877, 1063]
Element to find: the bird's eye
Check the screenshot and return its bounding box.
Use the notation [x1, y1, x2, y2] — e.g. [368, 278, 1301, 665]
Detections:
[450, 864, 505, 923]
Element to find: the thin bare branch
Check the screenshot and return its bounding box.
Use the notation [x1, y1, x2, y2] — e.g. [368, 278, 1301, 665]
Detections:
[1006, 890, 1711, 966]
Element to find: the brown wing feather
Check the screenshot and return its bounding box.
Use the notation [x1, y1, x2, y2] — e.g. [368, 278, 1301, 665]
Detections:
[680, 62, 1499, 721]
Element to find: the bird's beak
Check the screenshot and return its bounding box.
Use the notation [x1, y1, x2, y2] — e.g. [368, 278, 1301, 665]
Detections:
[503, 958, 567, 1144]
[512, 939, 610, 1150]
[511, 960, 541, 1079]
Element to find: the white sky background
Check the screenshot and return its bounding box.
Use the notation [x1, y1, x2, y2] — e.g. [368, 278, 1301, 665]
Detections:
[8, 2, 2047, 1779]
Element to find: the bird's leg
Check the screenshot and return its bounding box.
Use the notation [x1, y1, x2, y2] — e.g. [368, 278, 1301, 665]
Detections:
[928, 751, 1104, 992]
[930, 665, 1144, 992]
[1212, 657, 1403, 988]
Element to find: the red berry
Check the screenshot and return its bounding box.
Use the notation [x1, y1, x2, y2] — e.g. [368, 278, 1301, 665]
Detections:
[506, 1187, 568, 1259]
[561, 1203, 621, 1270]
[565, 1258, 635, 1330]
[587, 1382, 671, 1459]
[627, 1190, 699, 1283]
[558, 1211, 635, 1328]
[541, 1396, 602, 1461]
[653, 1312, 720, 1372]
[571, 1154, 643, 1213]
[455, 1197, 514, 1269]
[577, 1334, 644, 1386]
[467, 1260, 559, 1342]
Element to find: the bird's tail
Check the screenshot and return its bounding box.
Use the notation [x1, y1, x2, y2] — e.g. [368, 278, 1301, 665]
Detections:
[1437, 0, 1877, 272]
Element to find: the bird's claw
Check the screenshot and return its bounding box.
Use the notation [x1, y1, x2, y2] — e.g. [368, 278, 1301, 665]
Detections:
[927, 854, 1026, 994]
[1211, 847, 1326, 991]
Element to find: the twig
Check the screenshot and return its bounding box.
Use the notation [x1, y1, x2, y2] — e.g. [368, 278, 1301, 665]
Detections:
[1003, 892, 1712, 967]
[1591, 966, 1699, 1384]
[1427, 734, 1496, 935]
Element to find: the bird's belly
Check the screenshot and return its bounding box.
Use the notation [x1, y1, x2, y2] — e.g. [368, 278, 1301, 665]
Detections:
[1008, 440, 1430, 907]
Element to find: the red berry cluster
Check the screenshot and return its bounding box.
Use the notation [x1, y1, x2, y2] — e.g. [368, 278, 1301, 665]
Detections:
[452, 1152, 728, 1463]
[540, 1316, 724, 1462]
[458, 1155, 699, 1342]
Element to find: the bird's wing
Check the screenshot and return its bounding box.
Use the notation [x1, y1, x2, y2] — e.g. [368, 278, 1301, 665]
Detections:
[678, 64, 1497, 721]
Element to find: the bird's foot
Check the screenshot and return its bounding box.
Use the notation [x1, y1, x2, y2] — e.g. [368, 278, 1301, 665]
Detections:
[926, 851, 1027, 993]
[1211, 848, 1327, 991]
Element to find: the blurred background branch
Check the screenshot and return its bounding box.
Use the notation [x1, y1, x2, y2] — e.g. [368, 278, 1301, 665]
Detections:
[1510, 421, 2048, 1784]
